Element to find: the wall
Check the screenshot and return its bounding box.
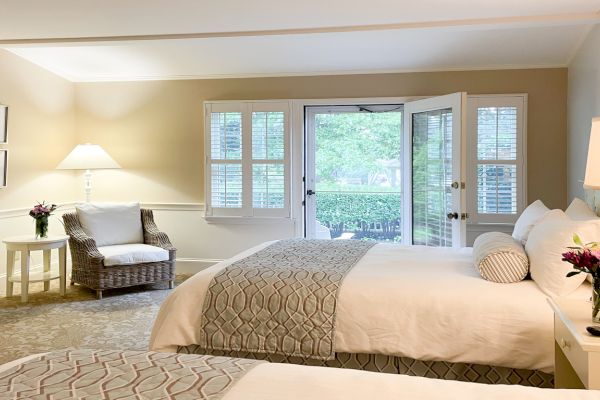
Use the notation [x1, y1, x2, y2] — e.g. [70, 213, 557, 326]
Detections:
[568, 24, 600, 201]
[0, 48, 77, 284]
[74, 68, 568, 258]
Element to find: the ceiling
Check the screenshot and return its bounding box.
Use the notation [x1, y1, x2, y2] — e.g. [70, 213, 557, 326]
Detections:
[1, 0, 599, 81]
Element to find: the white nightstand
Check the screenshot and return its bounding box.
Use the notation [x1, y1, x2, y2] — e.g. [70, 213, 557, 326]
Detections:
[3, 235, 69, 303]
[548, 297, 600, 389]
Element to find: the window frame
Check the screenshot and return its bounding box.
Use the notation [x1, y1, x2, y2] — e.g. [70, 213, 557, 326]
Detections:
[466, 94, 527, 225]
[205, 100, 291, 220]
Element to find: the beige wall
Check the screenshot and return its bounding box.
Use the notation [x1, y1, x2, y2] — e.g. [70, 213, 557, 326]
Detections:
[568, 25, 600, 201]
[0, 49, 77, 209]
[75, 68, 568, 209]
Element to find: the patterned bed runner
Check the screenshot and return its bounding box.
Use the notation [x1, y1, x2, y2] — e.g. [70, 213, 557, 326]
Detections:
[0, 349, 263, 399]
[199, 239, 375, 360]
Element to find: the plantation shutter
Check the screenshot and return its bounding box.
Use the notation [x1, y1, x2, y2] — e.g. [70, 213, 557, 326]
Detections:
[205, 101, 290, 218]
[467, 96, 526, 224]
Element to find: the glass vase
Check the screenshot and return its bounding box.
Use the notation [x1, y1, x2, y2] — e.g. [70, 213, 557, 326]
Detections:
[35, 215, 49, 239]
[593, 276, 600, 323]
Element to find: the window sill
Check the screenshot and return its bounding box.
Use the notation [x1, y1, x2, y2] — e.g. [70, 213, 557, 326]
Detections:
[204, 216, 295, 225]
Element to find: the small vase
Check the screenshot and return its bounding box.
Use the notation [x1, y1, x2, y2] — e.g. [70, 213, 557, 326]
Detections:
[35, 215, 49, 239]
[593, 276, 600, 323]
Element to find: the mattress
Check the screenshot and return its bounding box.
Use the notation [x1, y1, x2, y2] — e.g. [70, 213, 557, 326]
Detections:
[150, 242, 591, 373]
[1, 351, 597, 400]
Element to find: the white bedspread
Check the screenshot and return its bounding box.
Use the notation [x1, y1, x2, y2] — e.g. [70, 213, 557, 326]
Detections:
[2, 353, 597, 400]
[150, 242, 591, 373]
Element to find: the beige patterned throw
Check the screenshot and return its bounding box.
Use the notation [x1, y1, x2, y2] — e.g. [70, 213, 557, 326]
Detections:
[0, 349, 263, 399]
[198, 239, 375, 361]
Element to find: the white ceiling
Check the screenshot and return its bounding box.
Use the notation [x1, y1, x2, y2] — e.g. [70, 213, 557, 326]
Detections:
[1, 1, 599, 81]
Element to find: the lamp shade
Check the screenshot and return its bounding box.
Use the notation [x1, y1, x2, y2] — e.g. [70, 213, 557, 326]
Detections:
[57, 144, 121, 170]
[584, 118, 600, 189]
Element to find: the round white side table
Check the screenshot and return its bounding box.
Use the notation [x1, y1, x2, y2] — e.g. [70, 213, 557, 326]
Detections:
[3, 235, 69, 303]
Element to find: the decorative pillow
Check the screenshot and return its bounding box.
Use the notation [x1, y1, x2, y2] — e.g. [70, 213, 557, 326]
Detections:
[473, 232, 529, 283]
[76, 202, 144, 247]
[526, 209, 600, 297]
[565, 198, 598, 220]
[512, 200, 550, 245]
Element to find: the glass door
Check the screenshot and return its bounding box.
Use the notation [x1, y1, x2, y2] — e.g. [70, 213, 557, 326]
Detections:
[305, 105, 403, 241]
[403, 93, 466, 247]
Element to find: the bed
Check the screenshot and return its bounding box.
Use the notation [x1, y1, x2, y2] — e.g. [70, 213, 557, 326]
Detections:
[1, 349, 597, 399]
[150, 240, 590, 387]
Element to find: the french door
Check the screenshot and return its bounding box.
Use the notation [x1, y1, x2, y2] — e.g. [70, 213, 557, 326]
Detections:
[305, 93, 466, 248]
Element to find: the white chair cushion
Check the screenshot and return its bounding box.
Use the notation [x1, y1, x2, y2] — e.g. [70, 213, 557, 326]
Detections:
[76, 202, 144, 247]
[512, 200, 550, 245]
[526, 209, 599, 297]
[98, 244, 169, 267]
[565, 198, 598, 220]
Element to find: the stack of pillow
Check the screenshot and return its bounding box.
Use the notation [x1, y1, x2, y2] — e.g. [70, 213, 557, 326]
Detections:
[473, 198, 600, 297]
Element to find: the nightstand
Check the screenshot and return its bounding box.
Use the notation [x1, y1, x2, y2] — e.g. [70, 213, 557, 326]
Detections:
[548, 297, 600, 389]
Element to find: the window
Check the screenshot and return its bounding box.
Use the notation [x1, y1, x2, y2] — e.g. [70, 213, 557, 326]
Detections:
[205, 101, 290, 219]
[467, 95, 526, 224]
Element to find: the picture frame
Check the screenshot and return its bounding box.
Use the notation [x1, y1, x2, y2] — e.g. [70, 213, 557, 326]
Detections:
[0, 105, 6, 144]
[0, 150, 6, 188]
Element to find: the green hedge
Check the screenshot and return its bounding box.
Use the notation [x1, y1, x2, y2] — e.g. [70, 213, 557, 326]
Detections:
[316, 192, 402, 240]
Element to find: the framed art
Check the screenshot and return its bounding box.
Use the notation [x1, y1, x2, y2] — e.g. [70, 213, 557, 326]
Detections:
[0, 105, 6, 144]
[0, 150, 6, 187]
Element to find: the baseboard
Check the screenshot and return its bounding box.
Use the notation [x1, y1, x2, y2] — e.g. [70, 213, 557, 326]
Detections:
[176, 258, 223, 275]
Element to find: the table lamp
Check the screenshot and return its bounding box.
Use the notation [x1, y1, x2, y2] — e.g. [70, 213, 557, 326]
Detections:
[584, 118, 600, 189]
[57, 143, 121, 202]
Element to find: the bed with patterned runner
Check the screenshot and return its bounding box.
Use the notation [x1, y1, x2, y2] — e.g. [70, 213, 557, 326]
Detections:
[0, 349, 263, 399]
[198, 239, 375, 360]
[177, 346, 554, 388]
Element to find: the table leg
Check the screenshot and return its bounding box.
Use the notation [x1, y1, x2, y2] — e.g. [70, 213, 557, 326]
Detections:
[20, 250, 30, 303]
[5, 250, 14, 297]
[43, 249, 51, 291]
[59, 246, 66, 296]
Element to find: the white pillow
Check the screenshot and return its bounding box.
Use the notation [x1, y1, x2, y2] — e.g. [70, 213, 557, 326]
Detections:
[76, 202, 144, 247]
[526, 209, 599, 297]
[565, 198, 598, 220]
[473, 232, 529, 283]
[512, 200, 550, 244]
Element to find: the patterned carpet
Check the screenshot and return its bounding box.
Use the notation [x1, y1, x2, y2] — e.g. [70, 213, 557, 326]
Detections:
[0, 276, 187, 365]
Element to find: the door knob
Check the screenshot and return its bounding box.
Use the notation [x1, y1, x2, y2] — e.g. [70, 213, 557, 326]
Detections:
[451, 182, 459, 189]
[306, 189, 316, 196]
[447, 212, 459, 220]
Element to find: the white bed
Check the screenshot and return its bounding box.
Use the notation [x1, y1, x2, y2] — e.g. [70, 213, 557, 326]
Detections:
[151, 241, 591, 374]
[1, 351, 598, 400]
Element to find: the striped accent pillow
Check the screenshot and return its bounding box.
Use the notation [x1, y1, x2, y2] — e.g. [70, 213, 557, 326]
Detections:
[473, 232, 529, 283]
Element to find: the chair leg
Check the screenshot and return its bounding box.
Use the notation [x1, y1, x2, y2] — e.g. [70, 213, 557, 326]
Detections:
[96, 290, 103, 300]
[169, 281, 174, 289]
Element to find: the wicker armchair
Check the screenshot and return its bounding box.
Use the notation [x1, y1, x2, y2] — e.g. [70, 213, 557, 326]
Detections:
[63, 209, 176, 299]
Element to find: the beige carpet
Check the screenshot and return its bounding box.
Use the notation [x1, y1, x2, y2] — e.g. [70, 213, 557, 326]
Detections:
[0, 276, 187, 365]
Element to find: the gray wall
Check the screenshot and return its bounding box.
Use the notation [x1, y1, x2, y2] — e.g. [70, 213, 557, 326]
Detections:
[568, 24, 600, 201]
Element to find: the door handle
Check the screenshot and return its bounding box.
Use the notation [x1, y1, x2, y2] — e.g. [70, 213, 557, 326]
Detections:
[306, 189, 316, 196]
[447, 212, 459, 220]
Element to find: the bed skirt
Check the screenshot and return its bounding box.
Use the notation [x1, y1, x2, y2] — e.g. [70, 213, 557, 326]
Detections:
[178, 345, 553, 388]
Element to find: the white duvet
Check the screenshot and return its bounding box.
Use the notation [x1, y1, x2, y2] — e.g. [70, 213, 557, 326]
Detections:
[150, 242, 591, 373]
[2, 354, 598, 399]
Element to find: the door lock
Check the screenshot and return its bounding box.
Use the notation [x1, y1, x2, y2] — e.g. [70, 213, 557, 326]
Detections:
[446, 212, 459, 220]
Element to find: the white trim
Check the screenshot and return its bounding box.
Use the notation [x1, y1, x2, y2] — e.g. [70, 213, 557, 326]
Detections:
[2, 11, 597, 46]
[0, 202, 205, 220]
[204, 216, 295, 225]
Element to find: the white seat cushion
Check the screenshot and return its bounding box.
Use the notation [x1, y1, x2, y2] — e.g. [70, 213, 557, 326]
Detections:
[98, 244, 169, 267]
[76, 202, 144, 247]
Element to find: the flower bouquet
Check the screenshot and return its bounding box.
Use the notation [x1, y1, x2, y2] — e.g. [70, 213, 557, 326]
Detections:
[562, 234, 600, 322]
[29, 201, 57, 239]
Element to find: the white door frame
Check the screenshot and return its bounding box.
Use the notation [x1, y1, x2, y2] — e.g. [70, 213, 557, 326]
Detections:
[402, 92, 467, 247]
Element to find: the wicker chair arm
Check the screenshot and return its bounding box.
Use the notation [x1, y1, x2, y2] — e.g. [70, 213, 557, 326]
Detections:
[141, 209, 177, 252]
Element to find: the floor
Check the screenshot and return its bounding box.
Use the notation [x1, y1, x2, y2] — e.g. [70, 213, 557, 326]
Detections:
[0, 277, 187, 365]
